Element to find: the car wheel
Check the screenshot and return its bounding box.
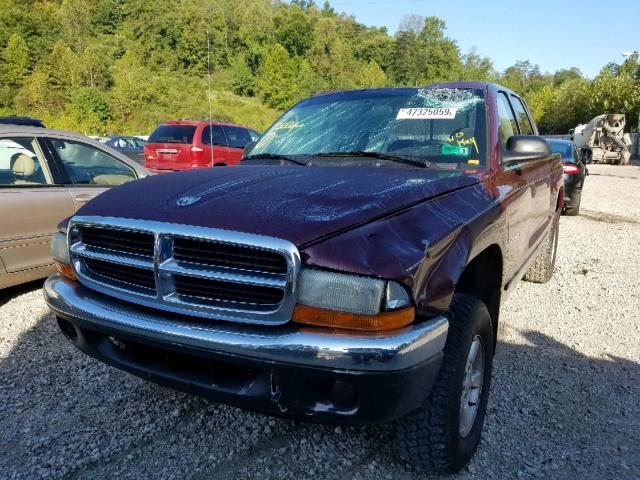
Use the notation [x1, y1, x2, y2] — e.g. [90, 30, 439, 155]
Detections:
[564, 190, 581, 216]
[523, 211, 559, 283]
[395, 294, 494, 474]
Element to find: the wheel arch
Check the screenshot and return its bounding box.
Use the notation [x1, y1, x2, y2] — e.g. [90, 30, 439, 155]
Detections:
[454, 244, 503, 345]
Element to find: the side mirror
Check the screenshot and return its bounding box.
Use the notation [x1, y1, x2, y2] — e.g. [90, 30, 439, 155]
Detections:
[502, 135, 551, 164]
[243, 140, 257, 156]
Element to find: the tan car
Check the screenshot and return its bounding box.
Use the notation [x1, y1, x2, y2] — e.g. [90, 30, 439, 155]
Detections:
[0, 125, 149, 289]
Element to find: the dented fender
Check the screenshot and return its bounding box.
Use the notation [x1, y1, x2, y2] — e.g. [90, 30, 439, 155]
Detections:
[301, 181, 506, 318]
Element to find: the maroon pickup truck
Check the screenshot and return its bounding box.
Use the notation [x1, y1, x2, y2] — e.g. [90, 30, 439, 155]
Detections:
[45, 82, 562, 473]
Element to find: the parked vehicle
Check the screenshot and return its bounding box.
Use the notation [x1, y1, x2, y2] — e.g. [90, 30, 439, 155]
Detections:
[572, 114, 632, 165]
[0, 116, 45, 128]
[101, 136, 147, 165]
[144, 120, 260, 172]
[0, 125, 149, 290]
[45, 82, 562, 473]
[548, 139, 587, 216]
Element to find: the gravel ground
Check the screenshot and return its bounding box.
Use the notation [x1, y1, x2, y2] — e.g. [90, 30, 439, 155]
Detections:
[1, 163, 639, 480]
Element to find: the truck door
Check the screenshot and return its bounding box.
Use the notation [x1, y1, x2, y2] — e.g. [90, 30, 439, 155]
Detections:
[494, 92, 534, 279]
[510, 95, 552, 248]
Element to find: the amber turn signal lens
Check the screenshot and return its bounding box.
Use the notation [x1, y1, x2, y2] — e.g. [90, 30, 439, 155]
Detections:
[292, 304, 415, 331]
[55, 261, 77, 281]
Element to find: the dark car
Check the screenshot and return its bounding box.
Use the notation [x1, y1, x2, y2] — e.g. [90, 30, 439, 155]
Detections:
[548, 139, 587, 215]
[0, 116, 45, 127]
[101, 136, 147, 165]
[45, 82, 562, 473]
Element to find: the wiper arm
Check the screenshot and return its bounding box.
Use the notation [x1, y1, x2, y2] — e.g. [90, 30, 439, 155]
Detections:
[314, 151, 431, 168]
[242, 153, 310, 166]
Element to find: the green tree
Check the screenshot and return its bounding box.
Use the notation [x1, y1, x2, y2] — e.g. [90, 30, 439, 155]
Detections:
[273, 5, 315, 57]
[309, 18, 358, 89]
[460, 48, 495, 82]
[356, 60, 387, 88]
[68, 86, 112, 133]
[1, 33, 30, 88]
[15, 70, 63, 117]
[259, 43, 297, 110]
[553, 67, 582, 86]
[231, 55, 257, 96]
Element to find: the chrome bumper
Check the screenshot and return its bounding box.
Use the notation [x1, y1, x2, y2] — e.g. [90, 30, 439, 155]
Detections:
[44, 274, 448, 372]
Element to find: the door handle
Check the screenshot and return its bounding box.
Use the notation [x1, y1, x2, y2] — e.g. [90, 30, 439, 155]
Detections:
[73, 194, 94, 203]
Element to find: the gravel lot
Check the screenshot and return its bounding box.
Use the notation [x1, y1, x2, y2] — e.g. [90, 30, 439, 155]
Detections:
[1, 164, 639, 480]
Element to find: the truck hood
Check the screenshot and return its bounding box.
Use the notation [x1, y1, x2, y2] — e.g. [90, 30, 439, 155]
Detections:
[78, 165, 480, 247]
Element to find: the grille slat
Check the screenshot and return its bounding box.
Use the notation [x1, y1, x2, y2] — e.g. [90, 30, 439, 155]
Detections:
[173, 238, 287, 274]
[71, 220, 297, 325]
[84, 258, 156, 292]
[82, 227, 155, 257]
[174, 275, 284, 306]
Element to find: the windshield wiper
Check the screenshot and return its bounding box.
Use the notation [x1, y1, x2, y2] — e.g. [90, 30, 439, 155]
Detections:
[242, 153, 310, 166]
[314, 151, 431, 168]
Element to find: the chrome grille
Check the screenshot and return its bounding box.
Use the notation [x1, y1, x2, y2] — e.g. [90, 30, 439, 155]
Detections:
[68, 216, 300, 325]
[173, 237, 288, 274]
[81, 226, 155, 258]
[84, 257, 157, 293]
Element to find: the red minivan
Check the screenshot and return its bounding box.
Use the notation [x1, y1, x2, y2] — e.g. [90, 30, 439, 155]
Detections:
[144, 120, 260, 172]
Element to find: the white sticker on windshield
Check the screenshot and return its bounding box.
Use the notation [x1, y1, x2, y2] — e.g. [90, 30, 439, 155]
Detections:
[396, 107, 457, 120]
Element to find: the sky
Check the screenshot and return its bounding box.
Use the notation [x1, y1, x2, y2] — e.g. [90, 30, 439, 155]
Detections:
[316, 0, 639, 78]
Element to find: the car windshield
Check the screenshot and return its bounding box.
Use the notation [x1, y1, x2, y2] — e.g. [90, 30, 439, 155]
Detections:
[549, 141, 574, 161]
[249, 87, 487, 168]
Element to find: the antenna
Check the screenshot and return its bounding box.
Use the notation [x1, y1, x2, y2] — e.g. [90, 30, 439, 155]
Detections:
[206, 31, 214, 166]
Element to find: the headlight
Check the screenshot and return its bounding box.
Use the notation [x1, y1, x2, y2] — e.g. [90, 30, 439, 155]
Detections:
[51, 231, 76, 280]
[292, 269, 414, 331]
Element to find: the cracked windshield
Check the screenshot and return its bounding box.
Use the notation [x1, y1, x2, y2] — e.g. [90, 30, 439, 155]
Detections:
[250, 87, 486, 168]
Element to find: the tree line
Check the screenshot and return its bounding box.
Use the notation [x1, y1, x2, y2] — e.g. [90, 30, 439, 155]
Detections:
[1, 0, 639, 135]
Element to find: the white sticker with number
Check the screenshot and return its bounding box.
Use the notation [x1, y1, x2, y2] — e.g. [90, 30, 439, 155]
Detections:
[396, 107, 457, 120]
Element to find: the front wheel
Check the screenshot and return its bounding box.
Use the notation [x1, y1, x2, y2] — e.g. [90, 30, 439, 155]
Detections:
[395, 294, 494, 473]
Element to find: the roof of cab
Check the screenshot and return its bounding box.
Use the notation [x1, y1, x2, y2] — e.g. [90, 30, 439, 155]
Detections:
[308, 81, 522, 99]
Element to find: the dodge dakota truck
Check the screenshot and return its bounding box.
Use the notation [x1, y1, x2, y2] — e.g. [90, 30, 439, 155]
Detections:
[44, 82, 562, 473]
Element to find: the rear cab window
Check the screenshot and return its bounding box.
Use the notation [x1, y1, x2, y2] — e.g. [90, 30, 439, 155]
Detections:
[496, 92, 519, 147]
[148, 125, 197, 144]
[510, 96, 535, 135]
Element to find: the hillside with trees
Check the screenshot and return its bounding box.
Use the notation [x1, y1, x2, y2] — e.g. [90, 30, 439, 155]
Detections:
[1, 0, 639, 135]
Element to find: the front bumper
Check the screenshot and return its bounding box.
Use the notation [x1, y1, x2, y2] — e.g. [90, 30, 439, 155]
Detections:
[44, 275, 448, 424]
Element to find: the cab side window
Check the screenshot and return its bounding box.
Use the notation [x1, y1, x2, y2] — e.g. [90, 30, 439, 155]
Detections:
[48, 139, 136, 186]
[510, 96, 535, 135]
[0, 137, 49, 186]
[496, 93, 519, 147]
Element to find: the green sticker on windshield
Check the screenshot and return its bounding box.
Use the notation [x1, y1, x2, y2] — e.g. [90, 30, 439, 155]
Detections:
[441, 144, 469, 156]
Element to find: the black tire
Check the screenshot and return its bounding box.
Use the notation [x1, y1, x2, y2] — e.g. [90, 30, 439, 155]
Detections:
[564, 190, 581, 216]
[395, 294, 494, 474]
[523, 212, 559, 283]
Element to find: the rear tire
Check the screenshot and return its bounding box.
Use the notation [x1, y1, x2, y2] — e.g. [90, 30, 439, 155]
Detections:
[564, 190, 581, 216]
[395, 294, 494, 474]
[523, 212, 559, 283]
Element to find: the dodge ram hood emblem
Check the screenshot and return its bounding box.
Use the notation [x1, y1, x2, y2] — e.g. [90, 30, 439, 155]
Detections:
[176, 195, 201, 207]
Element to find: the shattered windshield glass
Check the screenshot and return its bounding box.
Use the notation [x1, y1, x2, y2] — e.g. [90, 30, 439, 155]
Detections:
[249, 87, 487, 168]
